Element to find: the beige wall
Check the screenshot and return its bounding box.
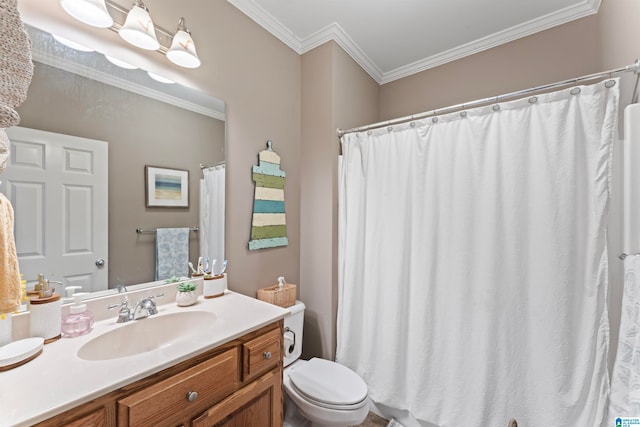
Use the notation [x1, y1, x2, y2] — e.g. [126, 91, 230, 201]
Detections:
[195, 3, 302, 298]
[379, 15, 599, 120]
[373, 0, 635, 372]
[17, 0, 302, 298]
[18, 63, 224, 286]
[15, 0, 637, 365]
[300, 42, 378, 359]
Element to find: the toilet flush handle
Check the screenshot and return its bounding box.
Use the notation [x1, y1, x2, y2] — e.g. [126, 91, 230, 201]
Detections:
[284, 326, 296, 353]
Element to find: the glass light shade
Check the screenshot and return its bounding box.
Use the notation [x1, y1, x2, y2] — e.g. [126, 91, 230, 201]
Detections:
[167, 30, 201, 68]
[119, 4, 160, 50]
[147, 72, 174, 84]
[60, 0, 114, 28]
[104, 55, 137, 69]
[52, 34, 94, 52]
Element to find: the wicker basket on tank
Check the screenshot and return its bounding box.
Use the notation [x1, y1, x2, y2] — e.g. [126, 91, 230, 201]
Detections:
[257, 277, 296, 308]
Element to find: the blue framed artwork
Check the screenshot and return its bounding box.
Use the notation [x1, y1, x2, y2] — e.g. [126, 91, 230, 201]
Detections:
[145, 165, 189, 208]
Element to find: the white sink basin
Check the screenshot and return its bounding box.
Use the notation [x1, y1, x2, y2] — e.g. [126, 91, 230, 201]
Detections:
[77, 311, 216, 361]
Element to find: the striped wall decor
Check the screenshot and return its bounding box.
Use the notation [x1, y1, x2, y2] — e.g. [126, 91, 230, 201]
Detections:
[249, 141, 288, 250]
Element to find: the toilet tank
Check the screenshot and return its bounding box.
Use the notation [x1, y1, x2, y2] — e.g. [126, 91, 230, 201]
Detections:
[283, 300, 305, 367]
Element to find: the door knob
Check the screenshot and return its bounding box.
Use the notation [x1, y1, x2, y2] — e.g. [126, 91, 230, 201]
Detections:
[95, 259, 105, 267]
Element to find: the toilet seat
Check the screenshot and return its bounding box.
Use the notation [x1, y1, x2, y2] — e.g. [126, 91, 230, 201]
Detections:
[288, 358, 368, 410]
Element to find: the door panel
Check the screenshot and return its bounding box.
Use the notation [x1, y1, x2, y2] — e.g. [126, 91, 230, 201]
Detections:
[1, 127, 108, 292]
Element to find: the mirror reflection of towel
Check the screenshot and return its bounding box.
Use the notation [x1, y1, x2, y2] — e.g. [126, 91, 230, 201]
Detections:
[0, 193, 21, 314]
[155, 228, 189, 281]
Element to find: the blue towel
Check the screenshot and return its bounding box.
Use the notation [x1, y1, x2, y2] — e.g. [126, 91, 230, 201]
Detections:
[155, 228, 189, 280]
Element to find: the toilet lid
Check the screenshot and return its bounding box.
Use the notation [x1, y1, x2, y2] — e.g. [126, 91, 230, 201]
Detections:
[288, 358, 367, 406]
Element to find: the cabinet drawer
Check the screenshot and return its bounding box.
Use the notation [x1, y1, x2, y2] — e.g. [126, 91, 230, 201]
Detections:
[118, 348, 239, 426]
[242, 328, 281, 381]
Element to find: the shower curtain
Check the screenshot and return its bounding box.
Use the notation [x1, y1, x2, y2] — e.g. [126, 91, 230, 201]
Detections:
[337, 80, 619, 426]
[200, 165, 225, 274]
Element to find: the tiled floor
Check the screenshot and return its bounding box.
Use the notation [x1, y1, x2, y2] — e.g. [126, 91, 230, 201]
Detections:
[357, 412, 389, 426]
[283, 409, 389, 427]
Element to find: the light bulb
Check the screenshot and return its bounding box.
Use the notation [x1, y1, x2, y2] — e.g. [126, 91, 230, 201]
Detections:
[104, 55, 138, 70]
[52, 34, 94, 52]
[166, 18, 201, 68]
[60, 0, 114, 28]
[119, 2, 160, 51]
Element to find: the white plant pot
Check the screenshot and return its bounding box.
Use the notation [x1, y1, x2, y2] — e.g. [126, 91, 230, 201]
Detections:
[176, 291, 197, 307]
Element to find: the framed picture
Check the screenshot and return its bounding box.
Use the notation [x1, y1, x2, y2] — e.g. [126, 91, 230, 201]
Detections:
[145, 165, 189, 208]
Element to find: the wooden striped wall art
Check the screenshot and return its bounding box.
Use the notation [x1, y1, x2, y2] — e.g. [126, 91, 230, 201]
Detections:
[249, 141, 288, 250]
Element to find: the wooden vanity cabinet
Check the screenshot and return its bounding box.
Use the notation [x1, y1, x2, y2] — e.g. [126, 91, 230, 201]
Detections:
[34, 321, 283, 427]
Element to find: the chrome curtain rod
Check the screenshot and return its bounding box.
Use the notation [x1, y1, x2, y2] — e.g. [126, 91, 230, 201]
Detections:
[136, 227, 199, 234]
[200, 161, 225, 170]
[337, 60, 640, 138]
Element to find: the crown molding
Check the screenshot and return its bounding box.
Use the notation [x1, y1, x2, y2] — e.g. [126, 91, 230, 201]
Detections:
[300, 23, 383, 83]
[227, 0, 303, 53]
[380, 0, 602, 84]
[227, 0, 601, 85]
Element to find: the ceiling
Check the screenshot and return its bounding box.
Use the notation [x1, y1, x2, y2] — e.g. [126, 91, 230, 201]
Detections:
[227, 0, 601, 84]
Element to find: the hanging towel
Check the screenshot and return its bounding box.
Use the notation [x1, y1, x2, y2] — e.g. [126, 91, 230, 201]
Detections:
[610, 254, 640, 416]
[0, 193, 21, 314]
[155, 228, 189, 281]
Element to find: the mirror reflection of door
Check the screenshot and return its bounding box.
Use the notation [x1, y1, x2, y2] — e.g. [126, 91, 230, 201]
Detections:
[0, 126, 108, 293]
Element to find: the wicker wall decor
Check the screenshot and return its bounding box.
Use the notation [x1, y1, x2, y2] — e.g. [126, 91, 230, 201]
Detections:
[0, 0, 34, 172]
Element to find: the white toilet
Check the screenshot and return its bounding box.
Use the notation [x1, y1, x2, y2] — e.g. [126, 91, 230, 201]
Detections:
[283, 301, 369, 427]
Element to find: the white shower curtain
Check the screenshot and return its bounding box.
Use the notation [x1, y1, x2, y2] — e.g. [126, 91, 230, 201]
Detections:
[200, 165, 225, 273]
[337, 80, 619, 426]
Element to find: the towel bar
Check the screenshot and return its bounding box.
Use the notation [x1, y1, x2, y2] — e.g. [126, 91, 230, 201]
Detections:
[136, 227, 199, 234]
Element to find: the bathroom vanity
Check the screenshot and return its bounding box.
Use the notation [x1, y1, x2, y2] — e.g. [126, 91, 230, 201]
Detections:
[0, 288, 288, 427]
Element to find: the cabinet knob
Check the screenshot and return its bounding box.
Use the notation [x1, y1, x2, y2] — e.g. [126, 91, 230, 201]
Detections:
[263, 351, 272, 360]
[186, 391, 198, 402]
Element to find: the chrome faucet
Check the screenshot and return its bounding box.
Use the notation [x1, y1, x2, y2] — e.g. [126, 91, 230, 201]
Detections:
[133, 297, 158, 320]
[108, 298, 132, 323]
[108, 293, 164, 322]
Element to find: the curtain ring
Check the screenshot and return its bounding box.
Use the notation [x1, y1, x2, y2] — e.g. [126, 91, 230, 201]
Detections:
[492, 104, 500, 111]
[528, 96, 538, 104]
[605, 79, 616, 88]
[386, 126, 393, 132]
[460, 111, 467, 118]
[432, 117, 438, 123]
[570, 87, 581, 95]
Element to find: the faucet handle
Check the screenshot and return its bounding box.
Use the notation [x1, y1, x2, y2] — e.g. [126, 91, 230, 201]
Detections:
[108, 298, 132, 323]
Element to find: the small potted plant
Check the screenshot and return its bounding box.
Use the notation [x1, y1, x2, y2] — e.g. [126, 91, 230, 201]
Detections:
[176, 281, 198, 307]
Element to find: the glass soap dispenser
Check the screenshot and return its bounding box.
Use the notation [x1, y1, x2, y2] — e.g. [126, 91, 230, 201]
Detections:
[61, 294, 94, 337]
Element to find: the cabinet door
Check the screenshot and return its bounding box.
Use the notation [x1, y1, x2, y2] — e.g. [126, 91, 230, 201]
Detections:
[191, 368, 282, 427]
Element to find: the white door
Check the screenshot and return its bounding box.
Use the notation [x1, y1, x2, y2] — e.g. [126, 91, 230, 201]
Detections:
[0, 127, 108, 293]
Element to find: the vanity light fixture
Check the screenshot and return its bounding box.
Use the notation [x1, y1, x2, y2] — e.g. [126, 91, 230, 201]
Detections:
[166, 18, 201, 69]
[147, 71, 175, 84]
[52, 34, 95, 52]
[119, 0, 160, 51]
[60, 0, 114, 28]
[60, 0, 201, 68]
[104, 55, 138, 69]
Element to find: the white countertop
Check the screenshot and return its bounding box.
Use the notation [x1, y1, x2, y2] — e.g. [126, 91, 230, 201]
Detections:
[0, 291, 289, 427]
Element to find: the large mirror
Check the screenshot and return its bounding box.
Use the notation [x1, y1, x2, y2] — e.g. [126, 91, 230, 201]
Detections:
[1, 25, 226, 297]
